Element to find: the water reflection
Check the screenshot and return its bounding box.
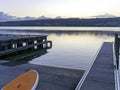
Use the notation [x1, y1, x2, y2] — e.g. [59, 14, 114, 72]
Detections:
[30, 31, 114, 69]
[0, 29, 117, 37]
[0, 48, 48, 66]
[0, 30, 116, 69]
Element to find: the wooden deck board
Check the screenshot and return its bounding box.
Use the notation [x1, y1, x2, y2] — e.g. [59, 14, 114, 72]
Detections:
[80, 42, 115, 90]
[0, 62, 84, 90]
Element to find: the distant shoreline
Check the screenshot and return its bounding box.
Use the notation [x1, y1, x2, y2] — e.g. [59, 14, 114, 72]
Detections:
[0, 26, 120, 32]
[0, 18, 120, 27]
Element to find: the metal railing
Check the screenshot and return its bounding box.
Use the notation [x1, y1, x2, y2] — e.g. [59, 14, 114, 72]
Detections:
[0, 41, 52, 56]
[114, 33, 120, 70]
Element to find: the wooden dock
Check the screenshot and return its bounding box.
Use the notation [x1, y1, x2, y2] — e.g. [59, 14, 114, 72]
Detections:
[0, 60, 84, 90]
[0, 34, 52, 57]
[79, 42, 115, 90]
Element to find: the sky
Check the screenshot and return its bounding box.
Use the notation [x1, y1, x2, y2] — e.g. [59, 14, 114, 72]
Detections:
[0, 0, 120, 18]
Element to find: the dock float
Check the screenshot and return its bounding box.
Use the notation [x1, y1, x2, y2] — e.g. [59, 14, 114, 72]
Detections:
[79, 42, 115, 90]
[0, 62, 85, 90]
[0, 34, 52, 57]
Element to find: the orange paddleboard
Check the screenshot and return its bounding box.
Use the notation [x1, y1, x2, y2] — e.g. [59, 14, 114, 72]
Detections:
[2, 70, 39, 90]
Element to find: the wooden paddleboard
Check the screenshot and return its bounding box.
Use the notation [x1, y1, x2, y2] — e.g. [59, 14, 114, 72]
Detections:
[2, 70, 39, 90]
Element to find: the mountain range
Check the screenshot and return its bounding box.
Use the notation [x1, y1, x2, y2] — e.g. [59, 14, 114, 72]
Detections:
[0, 11, 62, 22]
[0, 11, 120, 27]
[0, 11, 117, 22]
[0, 17, 120, 27]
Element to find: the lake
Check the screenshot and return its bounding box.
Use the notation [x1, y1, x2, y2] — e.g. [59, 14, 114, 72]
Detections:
[0, 26, 120, 31]
[0, 27, 117, 70]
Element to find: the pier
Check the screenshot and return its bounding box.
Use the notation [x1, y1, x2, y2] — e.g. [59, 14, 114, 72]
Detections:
[76, 42, 116, 90]
[0, 34, 52, 57]
[0, 61, 85, 90]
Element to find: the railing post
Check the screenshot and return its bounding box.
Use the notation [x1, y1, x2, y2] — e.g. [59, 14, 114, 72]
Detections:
[115, 33, 119, 70]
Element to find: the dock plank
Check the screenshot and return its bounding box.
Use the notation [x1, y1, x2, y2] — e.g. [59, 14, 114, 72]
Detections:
[0, 62, 84, 90]
[80, 42, 115, 90]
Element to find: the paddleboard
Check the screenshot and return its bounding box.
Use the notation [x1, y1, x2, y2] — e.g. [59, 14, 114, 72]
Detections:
[1, 70, 39, 90]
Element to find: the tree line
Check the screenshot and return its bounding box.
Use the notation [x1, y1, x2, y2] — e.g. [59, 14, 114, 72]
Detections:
[0, 17, 120, 26]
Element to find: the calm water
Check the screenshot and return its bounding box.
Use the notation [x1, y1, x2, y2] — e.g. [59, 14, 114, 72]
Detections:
[0, 27, 116, 70]
[0, 26, 120, 31]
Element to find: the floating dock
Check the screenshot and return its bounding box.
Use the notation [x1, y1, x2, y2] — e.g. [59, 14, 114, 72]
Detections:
[0, 34, 52, 56]
[0, 61, 85, 90]
[79, 42, 115, 90]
